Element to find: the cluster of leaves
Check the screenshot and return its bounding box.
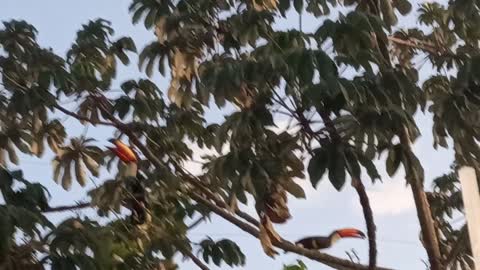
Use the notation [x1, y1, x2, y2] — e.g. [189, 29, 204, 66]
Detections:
[283, 260, 308, 270]
[427, 164, 474, 270]
[198, 237, 246, 267]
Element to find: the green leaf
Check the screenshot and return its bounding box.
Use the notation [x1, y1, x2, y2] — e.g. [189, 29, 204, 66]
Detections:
[358, 154, 381, 182]
[344, 148, 361, 178]
[278, 0, 291, 16]
[284, 179, 306, 198]
[9, 169, 23, 180]
[294, 0, 304, 13]
[328, 146, 346, 191]
[393, 0, 412, 15]
[211, 245, 223, 266]
[406, 151, 425, 184]
[0, 209, 13, 256]
[380, 0, 397, 27]
[308, 148, 328, 188]
[386, 145, 403, 177]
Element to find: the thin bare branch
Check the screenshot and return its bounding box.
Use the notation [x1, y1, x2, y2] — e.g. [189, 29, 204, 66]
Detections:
[44, 202, 91, 213]
[54, 104, 115, 126]
[179, 246, 210, 270]
[318, 110, 377, 269]
[188, 216, 207, 230]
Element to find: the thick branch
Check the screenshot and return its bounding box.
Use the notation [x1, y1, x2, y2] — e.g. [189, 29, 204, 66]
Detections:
[399, 127, 443, 270]
[188, 216, 207, 230]
[388, 37, 440, 55]
[387, 36, 454, 57]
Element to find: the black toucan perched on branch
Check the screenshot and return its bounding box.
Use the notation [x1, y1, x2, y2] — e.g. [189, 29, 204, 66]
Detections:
[294, 228, 366, 250]
[107, 139, 150, 225]
[127, 171, 150, 225]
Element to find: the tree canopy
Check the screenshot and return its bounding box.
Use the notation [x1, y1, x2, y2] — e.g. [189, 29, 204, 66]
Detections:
[1, 0, 479, 269]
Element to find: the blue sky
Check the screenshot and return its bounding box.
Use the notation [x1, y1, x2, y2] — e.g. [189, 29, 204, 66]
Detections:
[2, 1, 455, 269]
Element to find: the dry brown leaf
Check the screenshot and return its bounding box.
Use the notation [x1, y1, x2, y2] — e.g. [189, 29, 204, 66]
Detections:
[265, 184, 291, 223]
[258, 214, 281, 257]
[0, 150, 5, 166]
[228, 193, 239, 213]
[252, 0, 279, 11]
[75, 158, 87, 187]
[234, 83, 255, 109]
[47, 136, 60, 154]
[155, 17, 167, 44]
[171, 49, 197, 81]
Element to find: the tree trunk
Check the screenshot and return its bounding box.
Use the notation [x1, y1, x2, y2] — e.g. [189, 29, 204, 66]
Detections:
[400, 128, 443, 270]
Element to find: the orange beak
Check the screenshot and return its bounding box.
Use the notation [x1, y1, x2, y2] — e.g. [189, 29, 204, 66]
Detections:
[108, 139, 138, 163]
[336, 228, 366, 239]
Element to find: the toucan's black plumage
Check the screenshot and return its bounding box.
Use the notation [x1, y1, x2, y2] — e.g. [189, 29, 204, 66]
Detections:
[295, 228, 366, 250]
[126, 171, 149, 225]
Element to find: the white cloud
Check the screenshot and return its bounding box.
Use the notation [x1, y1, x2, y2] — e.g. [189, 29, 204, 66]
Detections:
[353, 177, 415, 216]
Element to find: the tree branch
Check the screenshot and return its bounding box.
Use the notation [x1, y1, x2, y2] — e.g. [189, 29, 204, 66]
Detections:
[399, 127, 442, 270]
[188, 216, 207, 230]
[54, 104, 115, 126]
[387, 36, 447, 56]
[179, 246, 210, 270]
[352, 177, 377, 270]
[44, 202, 91, 213]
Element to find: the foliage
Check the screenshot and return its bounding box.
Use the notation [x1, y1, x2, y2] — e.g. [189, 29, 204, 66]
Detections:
[1, 0, 480, 269]
[283, 260, 308, 270]
[198, 237, 246, 267]
[427, 164, 474, 270]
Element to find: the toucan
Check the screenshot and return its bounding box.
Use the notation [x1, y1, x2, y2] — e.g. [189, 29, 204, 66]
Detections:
[107, 139, 138, 163]
[107, 139, 149, 225]
[294, 228, 366, 250]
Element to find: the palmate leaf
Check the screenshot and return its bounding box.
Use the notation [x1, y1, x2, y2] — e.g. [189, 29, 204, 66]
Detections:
[308, 141, 382, 190]
[113, 79, 167, 121]
[52, 137, 104, 190]
[48, 218, 114, 270]
[386, 144, 403, 177]
[0, 122, 35, 165]
[31, 119, 67, 157]
[328, 145, 346, 191]
[198, 237, 245, 267]
[129, 0, 173, 29]
[88, 179, 125, 215]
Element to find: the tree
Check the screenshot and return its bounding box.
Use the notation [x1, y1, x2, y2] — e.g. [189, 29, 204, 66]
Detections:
[1, 0, 480, 269]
